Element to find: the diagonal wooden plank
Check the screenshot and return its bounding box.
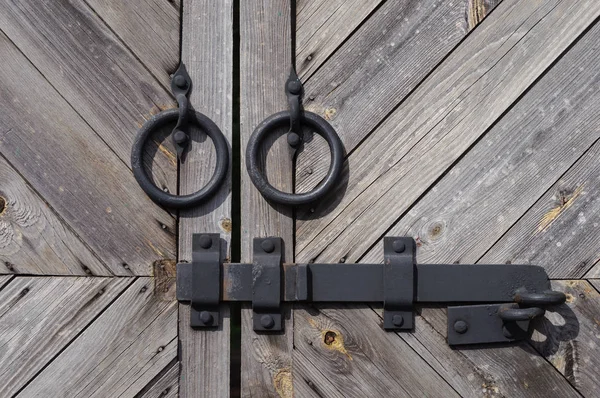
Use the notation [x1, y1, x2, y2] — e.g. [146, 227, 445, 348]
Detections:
[296, 0, 600, 264]
[0, 32, 174, 275]
[178, 1, 233, 397]
[361, 19, 600, 269]
[529, 280, 600, 395]
[0, 276, 131, 397]
[0, 0, 177, 194]
[293, 305, 458, 397]
[295, 0, 500, 192]
[84, 0, 180, 86]
[482, 140, 600, 278]
[296, 0, 383, 80]
[17, 278, 177, 398]
[0, 276, 12, 290]
[0, 156, 110, 275]
[138, 361, 178, 398]
[240, 1, 295, 396]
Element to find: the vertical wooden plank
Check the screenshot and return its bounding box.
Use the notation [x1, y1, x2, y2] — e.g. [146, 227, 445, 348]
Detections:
[178, 1, 233, 397]
[240, 1, 294, 396]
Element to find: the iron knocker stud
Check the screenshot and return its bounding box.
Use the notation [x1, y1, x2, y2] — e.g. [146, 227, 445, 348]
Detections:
[246, 68, 344, 206]
[131, 64, 229, 209]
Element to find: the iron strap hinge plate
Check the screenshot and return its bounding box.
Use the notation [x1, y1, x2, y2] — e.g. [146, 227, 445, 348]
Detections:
[177, 234, 565, 346]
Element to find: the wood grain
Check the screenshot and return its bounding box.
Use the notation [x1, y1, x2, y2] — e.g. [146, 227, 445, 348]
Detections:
[482, 140, 600, 278]
[0, 32, 174, 275]
[0, 277, 131, 397]
[139, 361, 178, 398]
[17, 278, 177, 397]
[296, 0, 600, 264]
[0, 156, 110, 275]
[84, 0, 181, 86]
[178, 2, 233, 396]
[296, 0, 383, 79]
[361, 20, 600, 270]
[240, 1, 294, 396]
[295, 0, 500, 192]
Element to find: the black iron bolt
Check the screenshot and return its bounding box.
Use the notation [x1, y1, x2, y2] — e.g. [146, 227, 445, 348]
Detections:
[174, 75, 187, 88]
[453, 320, 468, 334]
[260, 314, 275, 329]
[287, 132, 301, 148]
[392, 314, 404, 327]
[173, 130, 188, 145]
[261, 239, 275, 253]
[287, 80, 302, 95]
[392, 240, 406, 253]
[199, 311, 213, 325]
[199, 235, 212, 249]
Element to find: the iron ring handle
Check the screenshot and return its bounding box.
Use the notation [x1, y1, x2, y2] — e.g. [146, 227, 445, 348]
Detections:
[514, 290, 566, 307]
[498, 304, 545, 322]
[131, 108, 229, 209]
[246, 110, 344, 206]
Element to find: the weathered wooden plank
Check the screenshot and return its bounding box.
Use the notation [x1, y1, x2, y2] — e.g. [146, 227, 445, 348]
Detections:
[296, 0, 600, 264]
[84, 0, 180, 86]
[481, 140, 600, 278]
[0, 277, 131, 397]
[295, 0, 500, 192]
[0, 32, 174, 275]
[240, 1, 295, 396]
[296, 0, 382, 79]
[178, 1, 233, 396]
[529, 280, 600, 396]
[361, 20, 600, 269]
[293, 305, 458, 397]
[138, 361, 178, 398]
[18, 278, 177, 397]
[0, 276, 11, 290]
[0, 156, 110, 275]
[0, 0, 177, 194]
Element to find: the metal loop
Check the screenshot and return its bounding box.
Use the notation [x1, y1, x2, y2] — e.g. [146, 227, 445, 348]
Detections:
[131, 108, 229, 209]
[498, 304, 545, 322]
[514, 290, 566, 307]
[246, 110, 344, 206]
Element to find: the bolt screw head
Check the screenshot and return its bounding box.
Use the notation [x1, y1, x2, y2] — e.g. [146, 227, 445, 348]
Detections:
[199, 311, 213, 325]
[287, 132, 301, 148]
[260, 314, 275, 329]
[287, 80, 302, 95]
[392, 240, 406, 253]
[199, 235, 212, 249]
[454, 320, 468, 334]
[392, 314, 404, 327]
[174, 75, 187, 88]
[261, 239, 275, 253]
[173, 130, 188, 145]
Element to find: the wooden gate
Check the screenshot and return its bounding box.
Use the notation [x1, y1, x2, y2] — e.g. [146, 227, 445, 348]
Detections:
[1, 0, 600, 397]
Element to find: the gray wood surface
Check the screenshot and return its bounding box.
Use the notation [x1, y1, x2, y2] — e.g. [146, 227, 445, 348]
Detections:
[17, 278, 177, 398]
[482, 140, 600, 278]
[361, 19, 600, 269]
[0, 31, 174, 275]
[0, 156, 111, 275]
[0, 277, 131, 397]
[296, 0, 382, 80]
[84, 0, 180, 86]
[0, 0, 178, 194]
[240, 1, 294, 396]
[139, 361, 178, 398]
[296, 0, 600, 264]
[178, 1, 233, 397]
[295, 0, 500, 192]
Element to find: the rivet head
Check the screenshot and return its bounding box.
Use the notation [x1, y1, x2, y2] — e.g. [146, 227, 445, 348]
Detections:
[261, 239, 275, 253]
[260, 314, 275, 329]
[199, 235, 212, 249]
[199, 311, 213, 325]
[454, 320, 468, 334]
[287, 132, 301, 148]
[173, 130, 188, 145]
[174, 75, 187, 88]
[392, 240, 406, 253]
[392, 314, 404, 327]
[287, 80, 302, 95]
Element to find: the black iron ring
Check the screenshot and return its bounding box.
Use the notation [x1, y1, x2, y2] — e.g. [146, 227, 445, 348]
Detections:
[246, 111, 344, 206]
[498, 304, 545, 322]
[514, 290, 566, 307]
[131, 109, 228, 209]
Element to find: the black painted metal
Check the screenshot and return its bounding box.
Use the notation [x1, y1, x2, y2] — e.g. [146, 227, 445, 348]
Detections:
[131, 63, 229, 209]
[177, 235, 566, 345]
[190, 234, 221, 328]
